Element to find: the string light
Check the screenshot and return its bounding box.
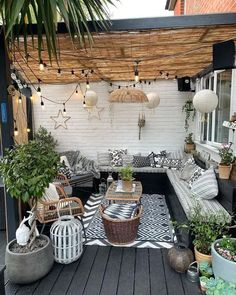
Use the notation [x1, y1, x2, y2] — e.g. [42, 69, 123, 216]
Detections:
[63, 103, 66, 115]
[18, 95, 22, 103]
[39, 59, 44, 71]
[83, 98, 86, 108]
[134, 61, 140, 82]
[75, 89, 79, 95]
[174, 75, 178, 80]
[165, 73, 169, 80]
[86, 80, 90, 89]
[57, 68, 61, 77]
[40, 96, 45, 110]
[27, 127, 31, 133]
[14, 126, 18, 136]
[71, 69, 75, 76]
[37, 86, 41, 96]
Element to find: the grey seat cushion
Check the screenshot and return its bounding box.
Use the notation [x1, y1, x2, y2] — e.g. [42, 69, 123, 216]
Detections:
[98, 165, 166, 173]
[166, 170, 231, 220]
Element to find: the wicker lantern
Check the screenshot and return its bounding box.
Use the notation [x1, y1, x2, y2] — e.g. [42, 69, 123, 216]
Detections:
[50, 215, 83, 264]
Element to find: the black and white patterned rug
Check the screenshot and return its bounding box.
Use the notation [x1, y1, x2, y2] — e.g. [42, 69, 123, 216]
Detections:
[83, 194, 174, 249]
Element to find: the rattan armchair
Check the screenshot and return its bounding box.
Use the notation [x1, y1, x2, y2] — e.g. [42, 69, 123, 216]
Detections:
[32, 184, 86, 237]
[100, 204, 143, 245]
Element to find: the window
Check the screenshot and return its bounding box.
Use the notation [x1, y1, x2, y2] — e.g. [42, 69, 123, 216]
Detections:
[202, 69, 232, 145]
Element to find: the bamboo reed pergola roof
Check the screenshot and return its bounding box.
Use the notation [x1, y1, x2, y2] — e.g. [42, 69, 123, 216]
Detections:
[14, 13, 236, 84]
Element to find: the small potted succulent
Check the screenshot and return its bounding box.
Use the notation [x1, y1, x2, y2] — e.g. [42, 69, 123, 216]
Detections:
[185, 133, 195, 153]
[218, 143, 234, 179]
[204, 277, 236, 294]
[212, 236, 236, 284]
[119, 165, 133, 192]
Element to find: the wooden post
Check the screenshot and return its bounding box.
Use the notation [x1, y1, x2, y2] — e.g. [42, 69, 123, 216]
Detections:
[0, 32, 19, 242]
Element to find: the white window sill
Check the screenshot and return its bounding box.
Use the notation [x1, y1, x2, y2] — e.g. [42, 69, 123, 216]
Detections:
[194, 141, 221, 162]
[194, 141, 219, 154]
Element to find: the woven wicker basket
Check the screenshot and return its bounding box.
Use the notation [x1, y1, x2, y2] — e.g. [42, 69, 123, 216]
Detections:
[100, 204, 143, 245]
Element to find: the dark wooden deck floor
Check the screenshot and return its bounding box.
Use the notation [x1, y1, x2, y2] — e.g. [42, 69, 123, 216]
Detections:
[4, 246, 201, 295]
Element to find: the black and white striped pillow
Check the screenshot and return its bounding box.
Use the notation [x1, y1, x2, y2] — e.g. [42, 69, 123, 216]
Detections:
[191, 168, 218, 199]
[103, 203, 138, 219]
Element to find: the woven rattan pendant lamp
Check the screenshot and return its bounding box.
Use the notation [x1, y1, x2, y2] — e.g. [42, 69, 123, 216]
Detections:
[109, 88, 148, 103]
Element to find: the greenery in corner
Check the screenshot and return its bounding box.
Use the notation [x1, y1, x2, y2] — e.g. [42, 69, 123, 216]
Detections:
[179, 203, 230, 255]
[185, 133, 194, 145]
[182, 100, 196, 132]
[34, 126, 58, 150]
[219, 143, 234, 166]
[0, 140, 60, 203]
[120, 165, 133, 181]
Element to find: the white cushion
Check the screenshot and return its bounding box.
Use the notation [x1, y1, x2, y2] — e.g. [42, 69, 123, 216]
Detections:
[43, 183, 60, 202]
[191, 168, 218, 200]
[180, 163, 198, 181]
[60, 156, 71, 170]
[97, 152, 110, 166]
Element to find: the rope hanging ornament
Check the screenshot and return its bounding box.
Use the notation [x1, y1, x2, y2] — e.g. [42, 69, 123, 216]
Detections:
[109, 88, 148, 103]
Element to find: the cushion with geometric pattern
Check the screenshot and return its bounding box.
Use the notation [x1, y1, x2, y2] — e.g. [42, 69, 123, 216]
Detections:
[108, 149, 127, 166]
[103, 203, 138, 219]
[133, 156, 150, 167]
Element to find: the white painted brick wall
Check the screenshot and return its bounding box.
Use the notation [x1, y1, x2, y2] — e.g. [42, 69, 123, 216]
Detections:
[32, 80, 191, 160]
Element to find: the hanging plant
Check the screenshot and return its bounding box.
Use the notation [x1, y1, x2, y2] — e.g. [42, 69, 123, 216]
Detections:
[182, 100, 196, 132]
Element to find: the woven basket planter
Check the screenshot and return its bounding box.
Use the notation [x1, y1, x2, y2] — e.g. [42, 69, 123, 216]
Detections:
[100, 204, 143, 245]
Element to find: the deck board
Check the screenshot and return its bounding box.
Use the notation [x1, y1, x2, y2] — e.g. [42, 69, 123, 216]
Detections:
[134, 248, 151, 295]
[4, 246, 201, 295]
[149, 249, 168, 295]
[99, 247, 123, 295]
[116, 247, 135, 295]
[67, 246, 98, 295]
[82, 246, 111, 295]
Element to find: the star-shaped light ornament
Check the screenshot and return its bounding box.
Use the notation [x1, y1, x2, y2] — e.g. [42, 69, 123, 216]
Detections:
[85, 106, 104, 120]
[50, 110, 71, 129]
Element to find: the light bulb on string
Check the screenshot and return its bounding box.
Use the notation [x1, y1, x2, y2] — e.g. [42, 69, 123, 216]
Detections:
[14, 126, 18, 136]
[37, 86, 41, 97]
[86, 80, 90, 89]
[174, 75, 178, 81]
[165, 73, 169, 80]
[27, 127, 31, 133]
[63, 103, 66, 115]
[40, 97, 45, 110]
[83, 97, 86, 108]
[75, 89, 79, 95]
[18, 95, 22, 103]
[134, 69, 139, 82]
[39, 59, 44, 71]
[71, 70, 75, 77]
[57, 68, 61, 77]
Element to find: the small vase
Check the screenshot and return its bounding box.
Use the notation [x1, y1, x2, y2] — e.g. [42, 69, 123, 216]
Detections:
[218, 164, 232, 180]
[194, 247, 212, 264]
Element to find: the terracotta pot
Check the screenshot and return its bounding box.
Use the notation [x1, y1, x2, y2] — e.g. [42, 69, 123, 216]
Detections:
[194, 247, 212, 264]
[122, 180, 133, 192]
[185, 143, 195, 154]
[218, 164, 232, 180]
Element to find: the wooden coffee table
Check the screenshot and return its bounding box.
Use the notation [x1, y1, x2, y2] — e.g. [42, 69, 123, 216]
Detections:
[105, 181, 143, 203]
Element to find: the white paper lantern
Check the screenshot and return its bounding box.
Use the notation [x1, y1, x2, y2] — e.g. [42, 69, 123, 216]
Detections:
[193, 89, 218, 113]
[85, 90, 98, 107]
[146, 92, 160, 109]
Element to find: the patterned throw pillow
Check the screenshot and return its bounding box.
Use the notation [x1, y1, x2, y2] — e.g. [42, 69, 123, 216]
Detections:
[180, 155, 195, 172]
[58, 166, 72, 179]
[191, 168, 218, 199]
[187, 166, 205, 188]
[133, 156, 150, 167]
[103, 203, 138, 219]
[122, 154, 134, 166]
[97, 152, 110, 166]
[108, 149, 127, 166]
[180, 163, 198, 181]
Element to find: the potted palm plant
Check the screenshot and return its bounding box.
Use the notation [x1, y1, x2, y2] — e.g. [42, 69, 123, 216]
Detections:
[120, 166, 134, 192]
[186, 203, 230, 264]
[211, 236, 236, 284]
[0, 139, 60, 284]
[185, 133, 195, 153]
[218, 143, 234, 179]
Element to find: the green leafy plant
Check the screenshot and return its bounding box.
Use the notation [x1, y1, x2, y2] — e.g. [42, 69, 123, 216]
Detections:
[120, 165, 133, 181]
[219, 143, 234, 166]
[205, 277, 236, 295]
[181, 203, 230, 255]
[0, 140, 60, 247]
[185, 133, 194, 144]
[34, 126, 58, 150]
[0, 0, 117, 61]
[182, 100, 196, 132]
